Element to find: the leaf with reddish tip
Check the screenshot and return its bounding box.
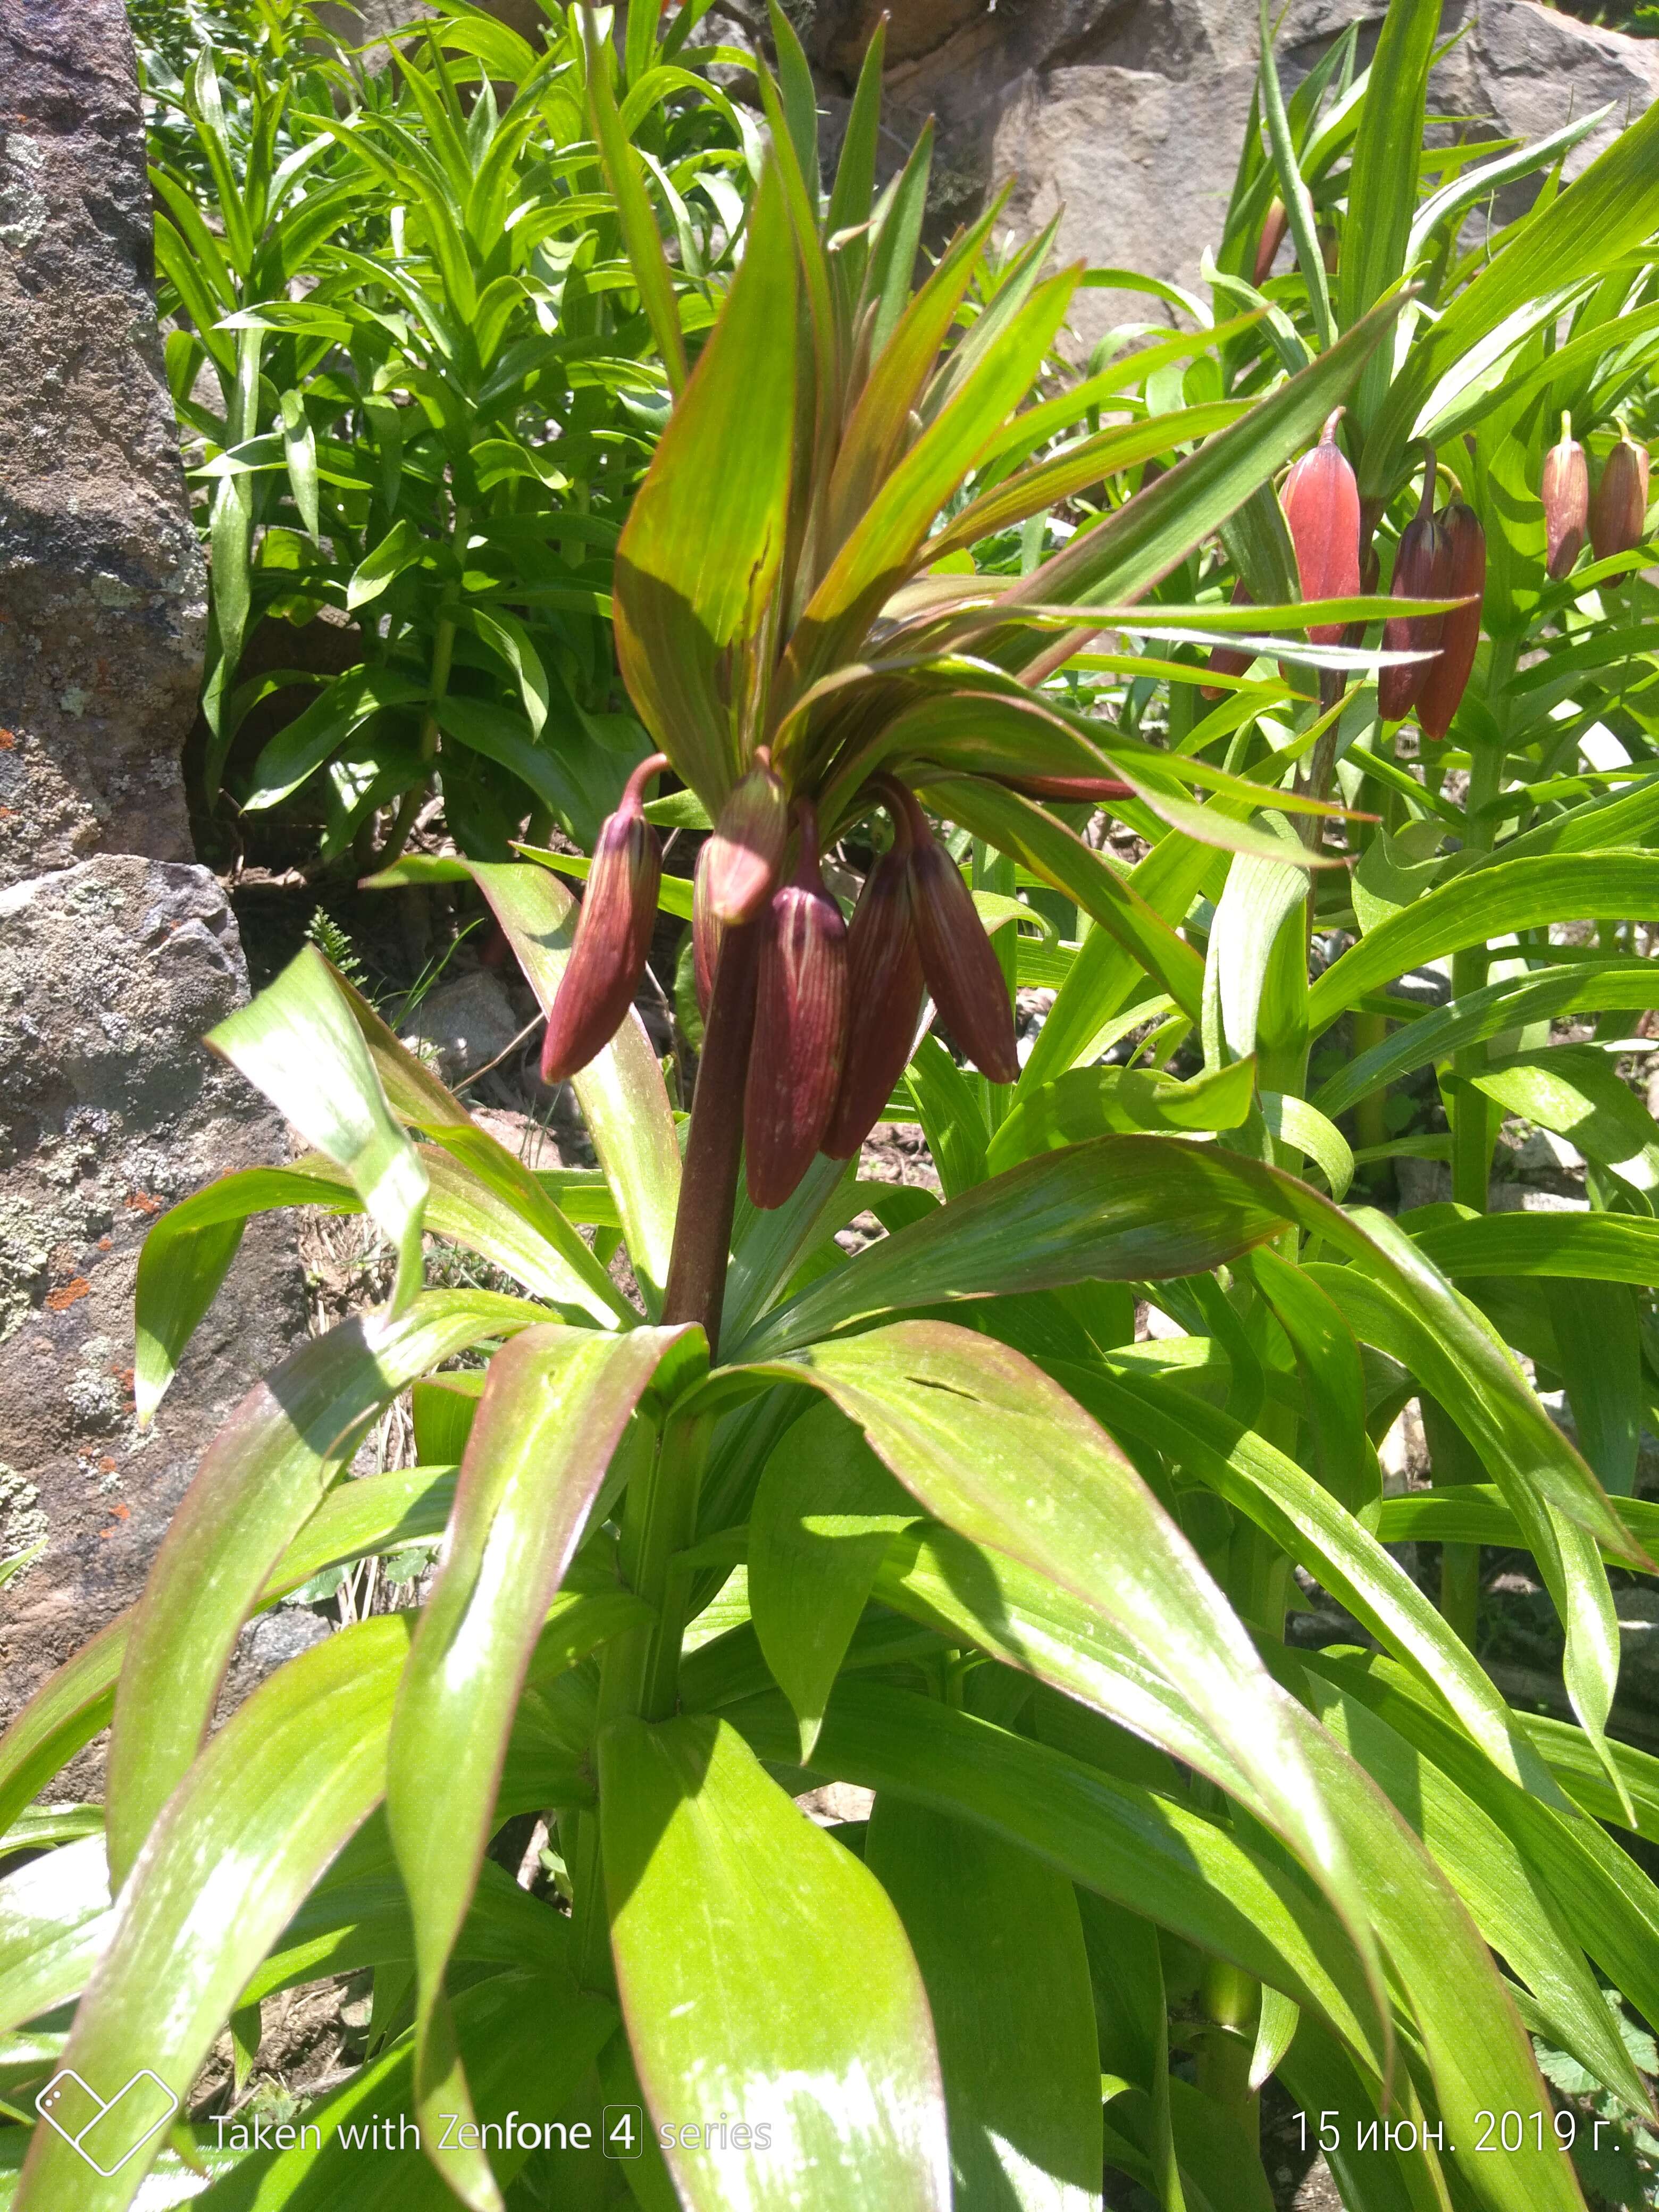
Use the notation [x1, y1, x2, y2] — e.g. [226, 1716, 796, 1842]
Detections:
[388, 1321, 699, 2211]
[739, 1319, 1391, 2062]
[16, 1616, 414, 2212]
[106, 1292, 549, 1884]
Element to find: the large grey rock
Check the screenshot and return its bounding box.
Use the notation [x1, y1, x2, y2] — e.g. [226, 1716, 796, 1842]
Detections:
[0, 0, 207, 886]
[0, 859, 307, 1758]
[805, 1, 1659, 351]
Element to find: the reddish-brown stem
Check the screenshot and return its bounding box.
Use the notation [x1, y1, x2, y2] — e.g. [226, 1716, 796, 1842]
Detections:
[660, 916, 761, 1350]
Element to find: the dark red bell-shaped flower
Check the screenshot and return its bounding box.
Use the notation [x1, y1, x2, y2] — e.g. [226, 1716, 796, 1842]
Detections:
[1543, 413, 1589, 581]
[903, 787, 1019, 1085]
[1378, 463, 1451, 725]
[541, 754, 666, 1084]
[822, 792, 926, 1162]
[1591, 430, 1650, 563]
[703, 751, 790, 925]
[692, 839, 722, 1018]
[1253, 199, 1288, 288]
[744, 803, 849, 1209]
[1281, 409, 1360, 646]
[1416, 503, 1485, 742]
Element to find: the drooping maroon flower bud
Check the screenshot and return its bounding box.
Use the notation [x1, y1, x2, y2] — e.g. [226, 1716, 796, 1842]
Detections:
[1253, 199, 1288, 287]
[822, 794, 926, 1162]
[1591, 429, 1650, 563]
[541, 754, 667, 1084]
[744, 803, 849, 1209]
[1378, 460, 1451, 725]
[1200, 579, 1255, 700]
[1543, 412, 1589, 580]
[692, 839, 722, 1018]
[903, 786, 1019, 1085]
[703, 750, 790, 925]
[1281, 409, 1360, 646]
[1415, 502, 1485, 742]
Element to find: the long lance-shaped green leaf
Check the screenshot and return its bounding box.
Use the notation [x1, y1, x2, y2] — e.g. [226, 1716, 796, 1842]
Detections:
[750, 1133, 1640, 1561]
[1413, 1209, 1659, 1291]
[325, 964, 639, 1316]
[599, 1713, 952, 2212]
[922, 777, 1207, 1017]
[1302, 1647, 1659, 2089]
[736, 1319, 1393, 2063]
[926, 400, 1254, 559]
[877, 1522, 1643, 2143]
[1260, 1680, 1589, 2212]
[1364, 93, 1659, 495]
[387, 1323, 697, 2212]
[0, 1616, 130, 1849]
[1519, 1713, 1659, 1846]
[468, 859, 680, 1311]
[1307, 853, 1659, 1032]
[734, 1137, 1293, 1362]
[15, 1616, 413, 2212]
[1288, 1661, 1652, 2117]
[135, 1150, 629, 1425]
[611, 161, 796, 808]
[207, 945, 429, 1316]
[748, 1398, 916, 1761]
[1053, 1361, 1561, 1800]
[1377, 1484, 1659, 1563]
[106, 1292, 547, 1884]
[997, 295, 1403, 676]
[1256, 0, 1333, 351]
[724, 1678, 1381, 2065]
[1307, 1257, 1632, 1814]
[0, 1833, 111, 2040]
[1310, 959, 1659, 1119]
[0, 1465, 460, 1840]
[865, 1797, 1104, 2212]
[1336, 0, 1437, 433]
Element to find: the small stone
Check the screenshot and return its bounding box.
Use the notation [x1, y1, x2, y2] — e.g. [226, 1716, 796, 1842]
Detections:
[398, 969, 521, 1083]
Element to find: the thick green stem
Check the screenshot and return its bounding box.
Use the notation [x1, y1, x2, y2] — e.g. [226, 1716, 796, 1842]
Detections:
[1351, 1009, 1389, 1154]
[1440, 1540, 1482, 1649]
[576, 925, 761, 1991]
[1197, 1956, 1260, 2149]
[379, 500, 473, 866]
[1448, 643, 1512, 1208]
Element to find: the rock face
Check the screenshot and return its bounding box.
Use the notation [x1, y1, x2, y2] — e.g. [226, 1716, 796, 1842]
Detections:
[0, 0, 207, 885]
[0, 859, 307, 1753]
[312, 0, 550, 53]
[804, 1, 1659, 350]
[0, 6, 307, 1765]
